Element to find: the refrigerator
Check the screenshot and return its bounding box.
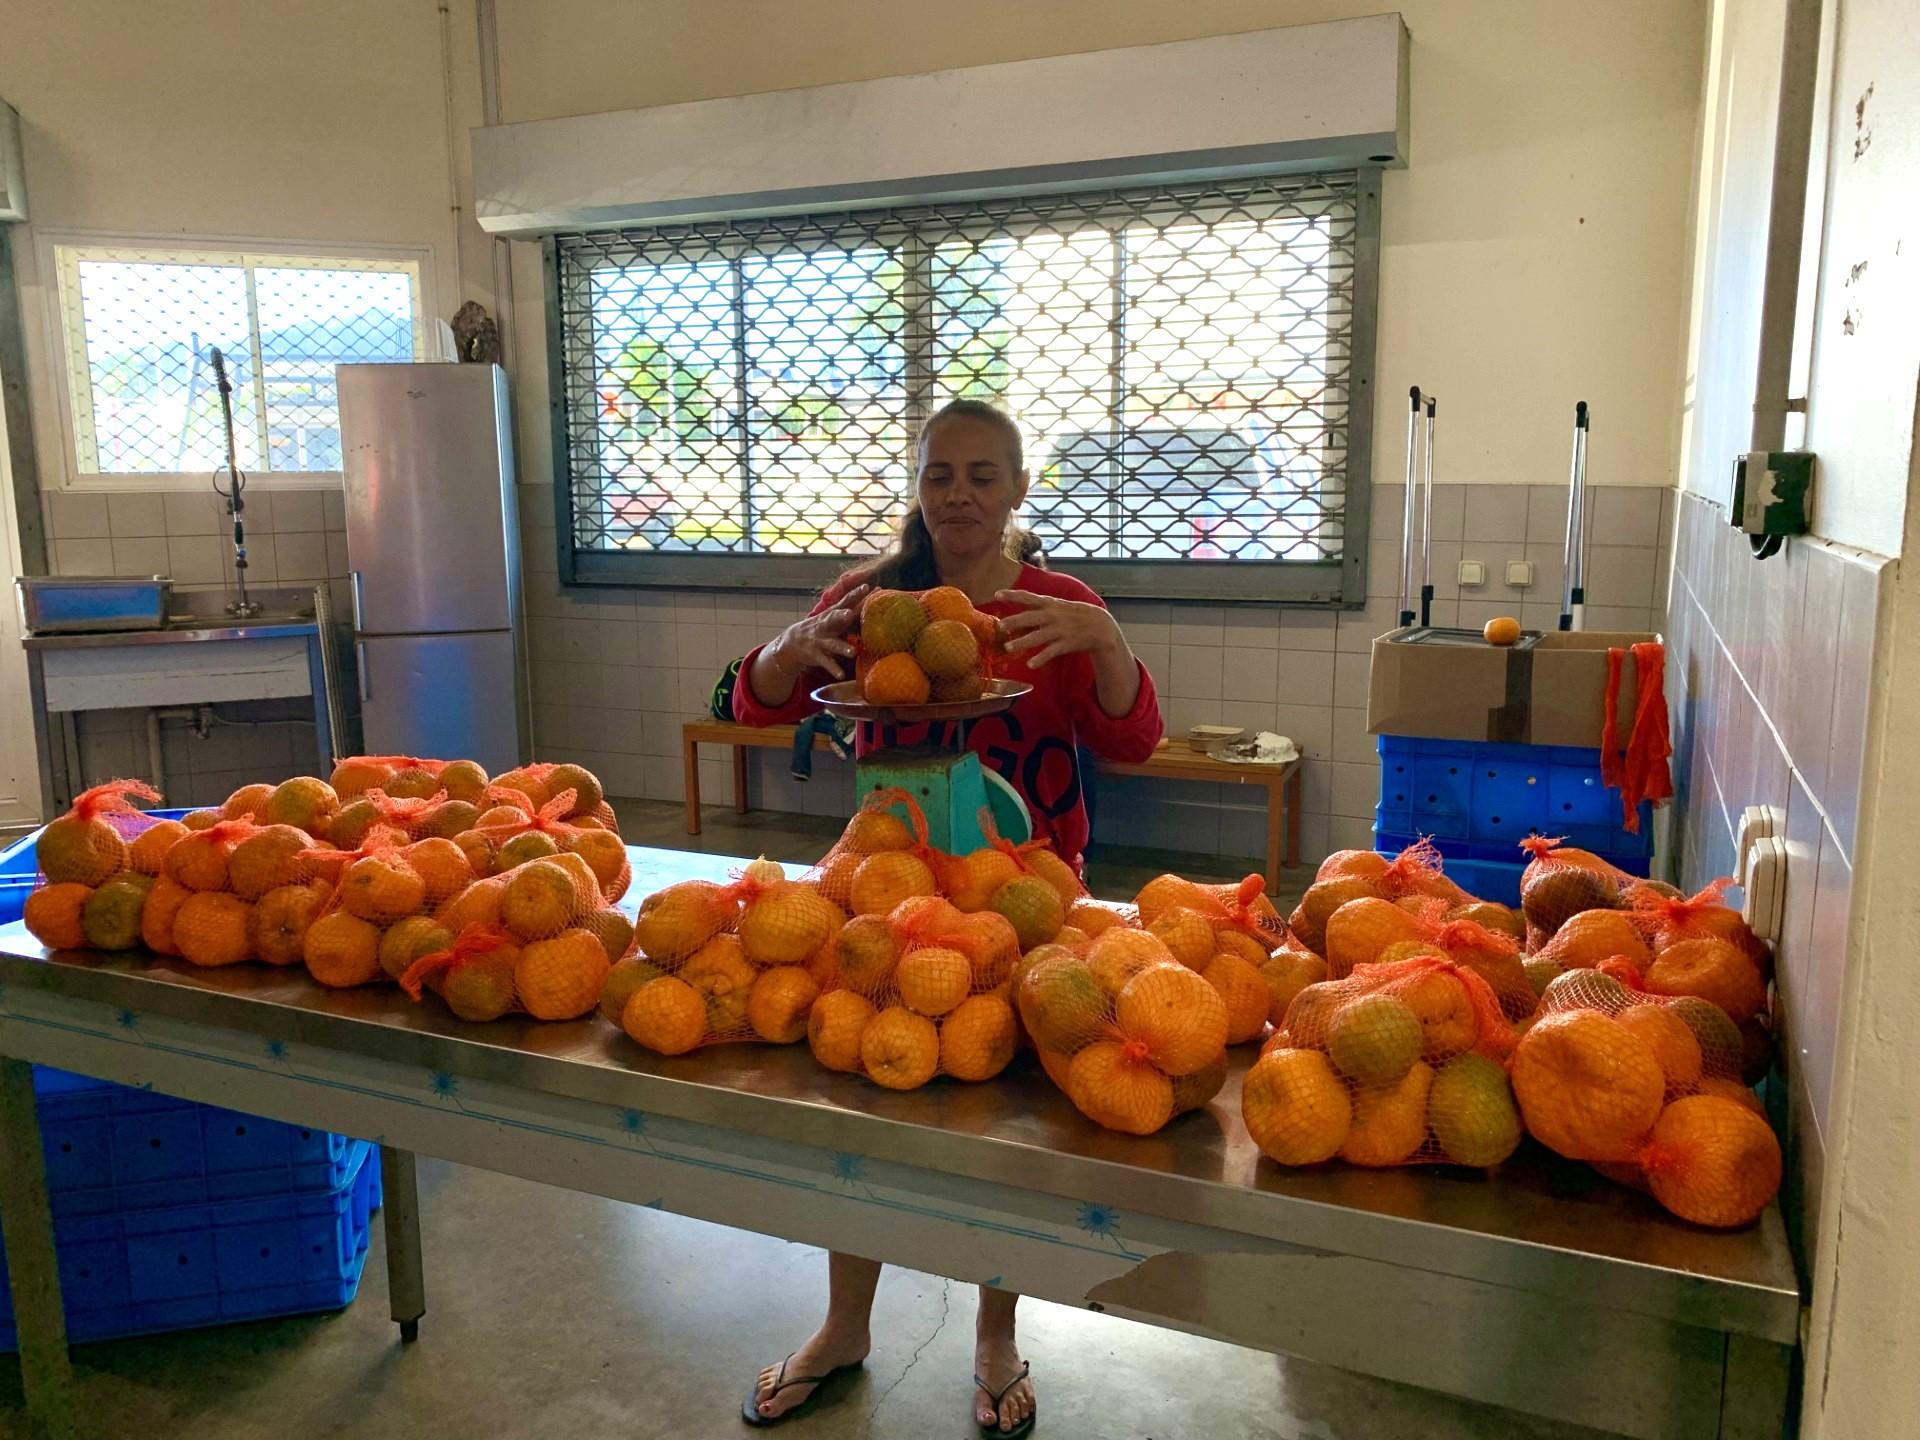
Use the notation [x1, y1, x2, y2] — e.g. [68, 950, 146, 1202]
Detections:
[337, 362, 530, 773]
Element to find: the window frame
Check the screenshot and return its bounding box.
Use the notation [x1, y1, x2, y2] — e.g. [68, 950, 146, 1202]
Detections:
[38, 229, 434, 492]
[546, 169, 1380, 605]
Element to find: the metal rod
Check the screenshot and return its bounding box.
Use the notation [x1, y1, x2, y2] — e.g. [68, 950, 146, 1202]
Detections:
[380, 1145, 427, 1343]
[0, 1057, 79, 1440]
[1559, 400, 1589, 631]
[1399, 386, 1420, 626]
[1419, 395, 1436, 627]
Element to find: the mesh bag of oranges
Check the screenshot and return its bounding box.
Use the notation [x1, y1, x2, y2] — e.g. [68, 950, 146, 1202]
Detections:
[934, 808, 1082, 948]
[807, 893, 1024, 1090]
[1013, 926, 1232, 1134]
[24, 779, 175, 955]
[1127, 873, 1299, 1045]
[1510, 967, 1780, 1226]
[616, 855, 842, 1056]
[806, 788, 953, 918]
[1288, 844, 1524, 963]
[1514, 836, 1641, 945]
[452, 784, 631, 904]
[852, 586, 1002, 706]
[1247, 957, 1524, 1169]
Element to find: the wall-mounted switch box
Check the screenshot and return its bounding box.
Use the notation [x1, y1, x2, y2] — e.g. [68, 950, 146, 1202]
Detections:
[1505, 560, 1533, 588]
[1458, 560, 1486, 587]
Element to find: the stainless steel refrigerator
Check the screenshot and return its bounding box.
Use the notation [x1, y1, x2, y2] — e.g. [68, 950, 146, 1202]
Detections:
[337, 362, 530, 773]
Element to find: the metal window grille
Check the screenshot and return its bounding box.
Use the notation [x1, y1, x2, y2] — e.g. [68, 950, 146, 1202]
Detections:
[549, 171, 1378, 601]
[54, 244, 424, 477]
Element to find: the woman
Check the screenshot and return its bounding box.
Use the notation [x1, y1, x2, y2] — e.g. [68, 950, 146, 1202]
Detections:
[734, 399, 1164, 1434]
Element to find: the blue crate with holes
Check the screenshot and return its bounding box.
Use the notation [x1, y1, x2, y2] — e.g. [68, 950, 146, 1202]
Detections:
[0, 1137, 379, 1351]
[1374, 735, 1654, 906]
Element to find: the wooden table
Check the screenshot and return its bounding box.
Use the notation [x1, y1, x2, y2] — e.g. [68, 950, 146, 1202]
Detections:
[684, 721, 1303, 887]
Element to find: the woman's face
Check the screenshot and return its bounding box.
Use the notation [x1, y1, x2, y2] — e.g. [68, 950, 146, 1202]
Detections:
[917, 416, 1029, 562]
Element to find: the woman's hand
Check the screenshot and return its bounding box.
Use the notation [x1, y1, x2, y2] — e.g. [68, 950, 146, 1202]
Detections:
[748, 584, 868, 706]
[995, 587, 1142, 719]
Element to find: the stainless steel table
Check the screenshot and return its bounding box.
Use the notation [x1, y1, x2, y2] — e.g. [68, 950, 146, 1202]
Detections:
[0, 847, 1799, 1440]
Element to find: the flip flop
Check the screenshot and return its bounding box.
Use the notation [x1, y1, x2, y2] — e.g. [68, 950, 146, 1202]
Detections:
[974, 1359, 1036, 1438]
[741, 1353, 864, 1427]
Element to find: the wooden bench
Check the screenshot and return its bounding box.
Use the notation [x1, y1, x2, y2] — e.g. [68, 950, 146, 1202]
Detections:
[682, 720, 1304, 890]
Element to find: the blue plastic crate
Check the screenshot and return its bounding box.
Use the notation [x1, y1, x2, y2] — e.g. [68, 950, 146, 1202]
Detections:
[0, 1138, 379, 1350]
[1374, 736, 1654, 857]
[0, 807, 195, 926]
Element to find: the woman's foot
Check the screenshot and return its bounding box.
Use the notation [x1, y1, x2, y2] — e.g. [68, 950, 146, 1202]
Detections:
[748, 1324, 870, 1422]
[974, 1335, 1035, 1433]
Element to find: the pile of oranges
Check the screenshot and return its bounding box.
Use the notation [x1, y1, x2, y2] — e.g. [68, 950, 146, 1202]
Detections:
[854, 587, 1002, 707]
[22, 759, 633, 1026]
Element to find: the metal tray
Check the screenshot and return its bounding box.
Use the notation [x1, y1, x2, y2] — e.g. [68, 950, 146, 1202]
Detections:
[17, 575, 172, 634]
[811, 678, 1031, 725]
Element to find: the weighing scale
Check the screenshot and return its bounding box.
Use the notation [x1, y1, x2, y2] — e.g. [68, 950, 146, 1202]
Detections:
[812, 679, 1035, 853]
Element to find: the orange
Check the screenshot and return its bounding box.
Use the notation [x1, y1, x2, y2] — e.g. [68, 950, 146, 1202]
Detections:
[746, 966, 821, 1043]
[402, 838, 475, 907]
[888, 893, 963, 938]
[1616, 1003, 1704, 1094]
[1205, 954, 1272, 1043]
[622, 977, 708, 1055]
[441, 946, 520, 1021]
[739, 883, 843, 967]
[1397, 969, 1480, 1061]
[328, 799, 387, 850]
[583, 906, 637, 963]
[1483, 616, 1521, 646]
[680, 934, 758, 1034]
[1317, 849, 1391, 883]
[221, 783, 274, 821]
[859, 590, 930, 656]
[940, 994, 1018, 1081]
[942, 848, 1022, 912]
[180, 808, 222, 832]
[1449, 900, 1524, 940]
[842, 809, 914, 855]
[340, 852, 427, 924]
[378, 915, 455, 983]
[174, 892, 253, 967]
[329, 757, 395, 798]
[565, 828, 629, 899]
[422, 800, 481, 841]
[497, 831, 561, 871]
[228, 825, 316, 902]
[862, 652, 932, 706]
[1115, 963, 1229, 1077]
[947, 910, 1021, 989]
[811, 850, 862, 908]
[39, 816, 130, 885]
[598, 957, 664, 1023]
[25, 883, 93, 951]
[1134, 874, 1212, 926]
[1340, 1061, 1435, 1167]
[253, 882, 332, 966]
[1022, 849, 1081, 911]
[1036, 1047, 1076, 1093]
[1259, 950, 1328, 1027]
[1087, 927, 1176, 998]
[1242, 1048, 1353, 1164]
[914, 618, 980, 679]
[1213, 927, 1272, 970]
[809, 990, 878, 1072]
[1292, 875, 1384, 955]
[832, 914, 902, 997]
[988, 874, 1064, 949]
[1149, 907, 1219, 969]
[1643, 1095, 1782, 1227]
[920, 585, 974, 625]
[515, 928, 611, 1020]
[435, 759, 491, 804]
[491, 767, 550, 809]
[1642, 939, 1767, 1024]
[264, 776, 339, 835]
[850, 851, 937, 916]
[1066, 1041, 1174, 1135]
[141, 876, 192, 956]
[544, 763, 604, 817]
[895, 946, 971, 1017]
[437, 872, 511, 932]
[501, 859, 583, 940]
[1016, 953, 1109, 1054]
[634, 879, 734, 962]
[860, 1006, 940, 1090]
[1324, 897, 1426, 977]
[1510, 1010, 1665, 1161]
[1052, 925, 1090, 950]
[1696, 1076, 1766, 1115]
[128, 819, 189, 876]
[303, 912, 383, 987]
[1521, 865, 1622, 937]
[1065, 901, 1124, 939]
[164, 824, 246, 892]
[383, 765, 442, 801]
[1171, 1054, 1229, 1116]
[1545, 909, 1652, 970]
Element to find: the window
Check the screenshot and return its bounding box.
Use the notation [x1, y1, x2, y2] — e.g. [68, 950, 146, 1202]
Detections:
[52, 242, 426, 481]
[550, 172, 1378, 601]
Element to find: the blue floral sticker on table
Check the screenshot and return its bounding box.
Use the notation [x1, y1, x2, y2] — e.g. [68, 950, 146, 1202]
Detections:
[618, 1108, 648, 1137]
[429, 1070, 459, 1102]
[831, 1152, 866, 1186]
[1077, 1201, 1120, 1238]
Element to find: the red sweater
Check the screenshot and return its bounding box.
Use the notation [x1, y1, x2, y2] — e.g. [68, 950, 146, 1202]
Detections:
[732, 565, 1164, 869]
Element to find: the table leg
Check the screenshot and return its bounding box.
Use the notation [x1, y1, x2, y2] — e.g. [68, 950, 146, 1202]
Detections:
[733, 745, 749, 815]
[1264, 780, 1283, 897]
[378, 1145, 426, 1343]
[683, 739, 702, 836]
[1285, 765, 1303, 869]
[1716, 1334, 1793, 1440]
[0, 1058, 77, 1440]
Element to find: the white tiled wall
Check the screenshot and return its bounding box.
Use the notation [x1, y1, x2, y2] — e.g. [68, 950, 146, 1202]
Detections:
[516, 478, 1671, 867]
[1666, 488, 1887, 1264]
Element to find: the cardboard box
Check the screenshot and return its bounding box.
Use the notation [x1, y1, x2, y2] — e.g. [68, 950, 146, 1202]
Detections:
[1365, 627, 1658, 747]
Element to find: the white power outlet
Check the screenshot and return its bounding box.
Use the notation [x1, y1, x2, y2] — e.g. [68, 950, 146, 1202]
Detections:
[1741, 834, 1787, 943]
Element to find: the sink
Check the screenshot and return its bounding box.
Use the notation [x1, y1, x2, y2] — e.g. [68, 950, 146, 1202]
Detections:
[163, 585, 321, 630]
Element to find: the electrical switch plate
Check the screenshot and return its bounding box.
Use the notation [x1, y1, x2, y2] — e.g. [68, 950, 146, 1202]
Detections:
[1458, 560, 1486, 587]
[1740, 833, 1787, 943]
[1505, 560, 1533, 588]
[1735, 804, 1784, 875]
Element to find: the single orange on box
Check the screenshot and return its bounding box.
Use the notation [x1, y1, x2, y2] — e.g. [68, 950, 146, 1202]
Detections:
[1484, 616, 1521, 646]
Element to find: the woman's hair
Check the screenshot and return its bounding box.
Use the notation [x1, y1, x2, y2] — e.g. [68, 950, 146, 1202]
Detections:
[850, 398, 1043, 591]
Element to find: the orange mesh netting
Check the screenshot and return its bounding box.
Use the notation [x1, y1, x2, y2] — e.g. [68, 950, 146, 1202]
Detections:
[1600, 642, 1674, 834]
[1246, 956, 1523, 1169]
[400, 923, 523, 1022]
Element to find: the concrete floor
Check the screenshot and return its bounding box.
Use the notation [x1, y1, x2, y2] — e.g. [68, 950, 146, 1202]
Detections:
[2, 1159, 1612, 1440]
[1, 805, 1605, 1439]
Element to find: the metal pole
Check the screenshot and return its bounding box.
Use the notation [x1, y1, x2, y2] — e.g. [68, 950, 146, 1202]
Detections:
[1558, 401, 1589, 631]
[0, 1057, 78, 1440]
[379, 1145, 426, 1343]
[1419, 395, 1436, 628]
[1398, 386, 1420, 627]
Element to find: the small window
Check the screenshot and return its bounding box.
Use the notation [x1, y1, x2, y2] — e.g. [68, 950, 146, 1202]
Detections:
[52, 242, 427, 480]
[550, 171, 1380, 602]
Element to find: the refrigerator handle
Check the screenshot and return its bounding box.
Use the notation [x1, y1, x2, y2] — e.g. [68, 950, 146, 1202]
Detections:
[357, 642, 370, 704]
[349, 570, 364, 631]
